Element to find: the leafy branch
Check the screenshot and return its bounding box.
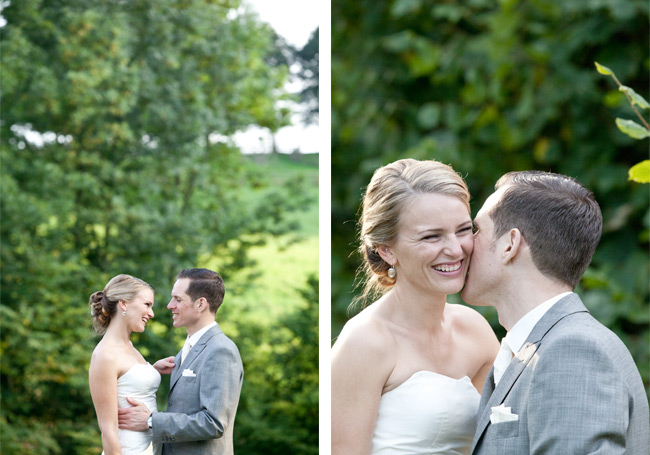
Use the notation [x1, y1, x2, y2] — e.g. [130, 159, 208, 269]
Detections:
[595, 62, 649, 183]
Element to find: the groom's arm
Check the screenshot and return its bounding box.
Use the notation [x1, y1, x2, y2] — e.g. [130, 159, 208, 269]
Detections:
[152, 339, 243, 443]
[153, 356, 176, 375]
[527, 332, 628, 454]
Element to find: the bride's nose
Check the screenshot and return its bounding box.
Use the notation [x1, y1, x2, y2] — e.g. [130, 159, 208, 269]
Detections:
[443, 235, 463, 257]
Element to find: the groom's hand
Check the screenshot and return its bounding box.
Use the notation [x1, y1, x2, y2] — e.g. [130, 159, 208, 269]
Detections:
[153, 356, 176, 375]
[117, 397, 149, 431]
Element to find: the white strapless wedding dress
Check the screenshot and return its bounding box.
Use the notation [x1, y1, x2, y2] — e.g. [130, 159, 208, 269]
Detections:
[371, 371, 480, 455]
[102, 363, 161, 455]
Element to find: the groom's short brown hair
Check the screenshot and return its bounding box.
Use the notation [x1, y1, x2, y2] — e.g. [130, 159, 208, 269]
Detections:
[177, 268, 225, 313]
[490, 171, 602, 289]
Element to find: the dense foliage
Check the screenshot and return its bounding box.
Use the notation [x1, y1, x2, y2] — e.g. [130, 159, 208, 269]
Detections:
[234, 275, 319, 455]
[331, 0, 649, 396]
[1, 1, 317, 453]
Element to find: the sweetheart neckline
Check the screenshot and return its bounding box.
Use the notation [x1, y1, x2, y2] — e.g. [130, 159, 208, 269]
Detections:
[383, 370, 475, 396]
[118, 362, 153, 380]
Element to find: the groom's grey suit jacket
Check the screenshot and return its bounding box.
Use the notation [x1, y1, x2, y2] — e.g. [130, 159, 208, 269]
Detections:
[152, 323, 244, 455]
[472, 294, 649, 455]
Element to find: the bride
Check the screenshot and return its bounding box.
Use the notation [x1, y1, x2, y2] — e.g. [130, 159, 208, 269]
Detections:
[332, 159, 500, 454]
[89, 274, 163, 455]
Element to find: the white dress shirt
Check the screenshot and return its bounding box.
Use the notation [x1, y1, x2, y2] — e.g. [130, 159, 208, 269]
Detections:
[181, 321, 217, 364]
[494, 292, 572, 385]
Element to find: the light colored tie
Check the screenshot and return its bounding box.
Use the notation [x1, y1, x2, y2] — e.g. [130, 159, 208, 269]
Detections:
[181, 338, 193, 365]
[493, 338, 514, 386]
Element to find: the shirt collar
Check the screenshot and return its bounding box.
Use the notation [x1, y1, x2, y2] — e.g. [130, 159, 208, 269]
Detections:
[504, 292, 573, 355]
[187, 321, 217, 347]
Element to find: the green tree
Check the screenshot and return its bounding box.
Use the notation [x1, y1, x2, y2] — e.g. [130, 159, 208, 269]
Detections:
[294, 28, 319, 124]
[331, 0, 649, 396]
[233, 275, 319, 455]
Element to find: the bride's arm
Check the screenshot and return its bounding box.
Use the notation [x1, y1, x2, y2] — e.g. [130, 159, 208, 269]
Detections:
[331, 319, 394, 455]
[465, 309, 500, 394]
[89, 351, 122, 455]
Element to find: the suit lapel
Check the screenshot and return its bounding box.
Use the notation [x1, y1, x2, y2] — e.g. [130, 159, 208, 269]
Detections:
[525, 293, 588, 345]
[169, 350, 183, 392]
[471, 368, 495, 452]
[471, 294, 589, 453]
[168, 324, 222, 393]
[472, 342, 538, 452]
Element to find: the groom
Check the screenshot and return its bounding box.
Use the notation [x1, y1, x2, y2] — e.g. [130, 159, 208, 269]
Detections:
[119, 268, 244, 454]
[462, 171, 649, 454]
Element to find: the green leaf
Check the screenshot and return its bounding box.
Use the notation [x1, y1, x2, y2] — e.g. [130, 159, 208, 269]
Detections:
[417, 103, 441, 129]
[628, 160, 650, 183]
[595, 61, 614, 76]
[619, 86, 650, 110]
[615, 118, 650, 139]
[390, 0, 422, 17]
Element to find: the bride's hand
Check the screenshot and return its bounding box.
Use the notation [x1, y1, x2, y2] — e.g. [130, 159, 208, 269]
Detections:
[153, 356, 175, 375]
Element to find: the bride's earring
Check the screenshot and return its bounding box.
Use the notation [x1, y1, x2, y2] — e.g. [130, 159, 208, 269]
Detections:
[387, 264, 396, 279]
[122, 310, 126, 317]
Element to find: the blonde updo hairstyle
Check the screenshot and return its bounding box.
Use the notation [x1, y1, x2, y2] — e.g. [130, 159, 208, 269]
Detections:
[89, 274, 153, 334]
[355, 159, 470, 308]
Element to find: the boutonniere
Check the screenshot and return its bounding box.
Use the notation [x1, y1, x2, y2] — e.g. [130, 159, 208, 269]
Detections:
[182, 368, 196, 377]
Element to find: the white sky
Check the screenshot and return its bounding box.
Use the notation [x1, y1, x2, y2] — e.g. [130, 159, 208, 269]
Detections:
[234, 0, 320, 154]
[245, 0, 319, 48]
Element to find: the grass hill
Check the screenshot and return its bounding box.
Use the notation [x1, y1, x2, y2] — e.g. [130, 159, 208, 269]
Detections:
[210, 152, 318, 327]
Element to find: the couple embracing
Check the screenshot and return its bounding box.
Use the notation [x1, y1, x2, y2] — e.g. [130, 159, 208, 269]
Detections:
[332, 159, 649, 454]
[88, 268, 243, 455]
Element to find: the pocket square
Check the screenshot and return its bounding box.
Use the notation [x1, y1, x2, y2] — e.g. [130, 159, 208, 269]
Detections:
[490, 403, 519, 424]
[182, 368, 196, 377]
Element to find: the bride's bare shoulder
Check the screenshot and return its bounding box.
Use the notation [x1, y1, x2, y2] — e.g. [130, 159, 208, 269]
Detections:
[90, 340, 131, 374]
[446, 303, 492, 329]
[446, 303, 499, 353]
[332, 303, 397, 386]
[333, 303, 395, 356]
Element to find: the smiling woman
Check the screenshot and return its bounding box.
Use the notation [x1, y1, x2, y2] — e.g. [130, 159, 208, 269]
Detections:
[354, 159, 471, 307]
[88, 274, 162, 455]
[331, 158, 500, 455]
[89, 275, 154, 335]
[377, 192, 474, 299]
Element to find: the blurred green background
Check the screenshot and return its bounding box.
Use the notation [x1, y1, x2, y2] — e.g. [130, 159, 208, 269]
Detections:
[1, 1, 318, 454]
[331, 0, 649, 399]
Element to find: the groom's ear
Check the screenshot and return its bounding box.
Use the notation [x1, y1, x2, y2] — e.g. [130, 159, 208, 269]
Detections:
[196, 297, 209, 312]
[502, 228, 523, 264]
